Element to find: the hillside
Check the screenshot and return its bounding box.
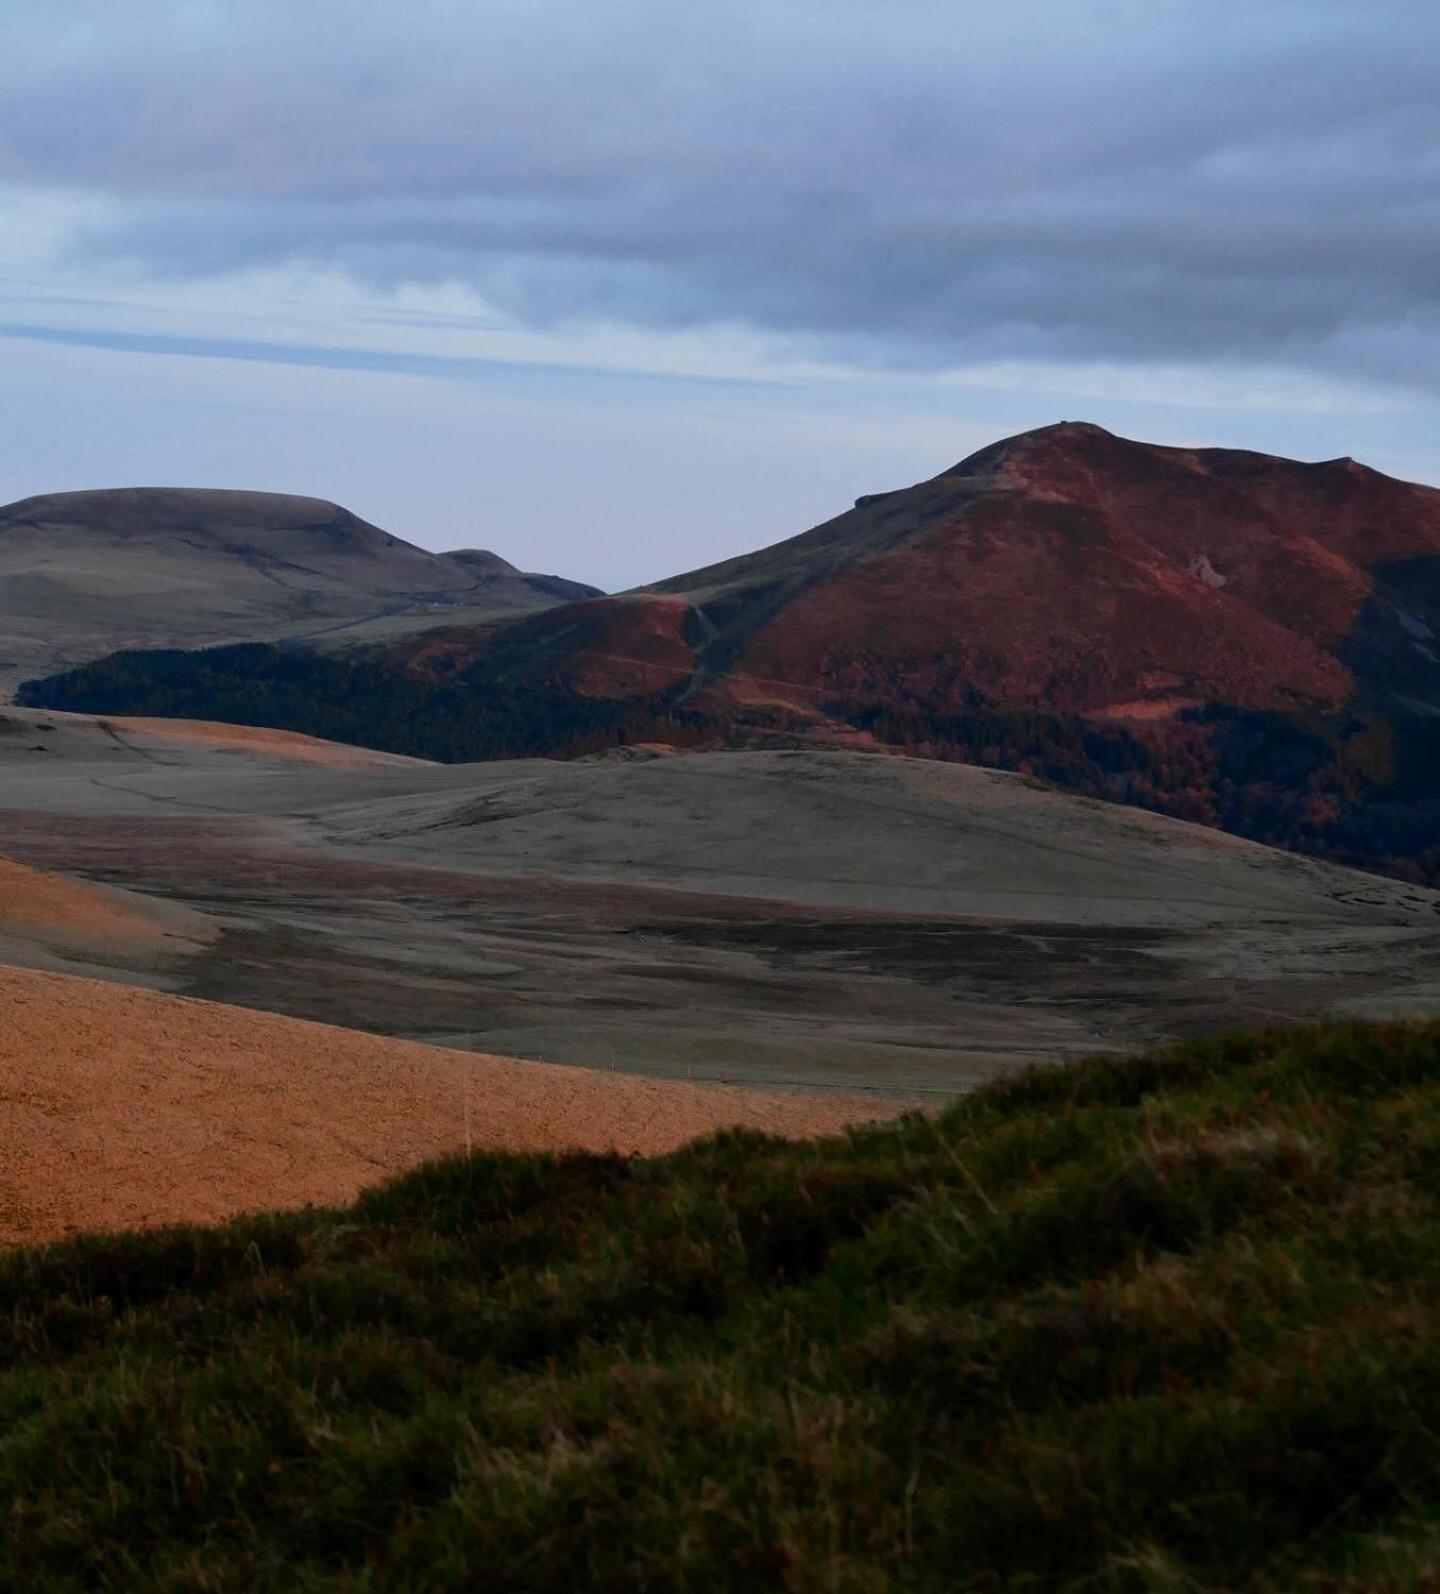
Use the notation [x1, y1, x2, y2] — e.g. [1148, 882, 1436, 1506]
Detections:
[5, 710, 1437, 1093]
[368, 419, 1440, 722]
[0, 961, 886, 1246]
[653, 420, 1440, 719]
[0, 487, 599, 691]
[8, 1018, 1440, 1587]
[0, 854, 215, 978]
[28, 423, 1440, 884]
[441, 547, 602, 606]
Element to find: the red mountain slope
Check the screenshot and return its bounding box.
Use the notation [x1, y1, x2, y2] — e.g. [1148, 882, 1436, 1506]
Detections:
[649, 421, 1440, 720]
[395, 421, 1440, 724]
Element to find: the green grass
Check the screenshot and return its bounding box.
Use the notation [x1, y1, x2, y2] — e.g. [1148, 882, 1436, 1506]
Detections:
[9, 1022, 1440, 1589]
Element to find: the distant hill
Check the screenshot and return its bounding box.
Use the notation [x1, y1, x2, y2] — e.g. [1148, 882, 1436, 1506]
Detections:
[23, 424, 1440, 882]
[440, 548, 602, 606]
[0, 487, 600, 692]
[391, 419, 1440, 722]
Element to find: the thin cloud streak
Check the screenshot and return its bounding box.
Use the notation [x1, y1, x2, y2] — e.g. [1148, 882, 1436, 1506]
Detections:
[0, 321, 790, 392]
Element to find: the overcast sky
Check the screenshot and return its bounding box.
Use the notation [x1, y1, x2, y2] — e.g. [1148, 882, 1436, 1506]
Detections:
[3, 0, 1438, 588]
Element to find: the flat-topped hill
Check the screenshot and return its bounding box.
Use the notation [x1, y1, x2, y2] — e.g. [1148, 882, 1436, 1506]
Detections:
[0, 487, 599, 692]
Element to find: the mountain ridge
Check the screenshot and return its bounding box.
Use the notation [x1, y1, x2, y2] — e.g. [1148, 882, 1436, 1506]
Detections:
[634, 419, 1440, 719]
[22, 421, 1440, 885]
[0, 485, 602, 691]
[380, 420, 1440, 726]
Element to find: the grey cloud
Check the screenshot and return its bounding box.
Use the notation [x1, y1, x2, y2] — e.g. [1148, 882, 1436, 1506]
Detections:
[6, 0, 1440, 382]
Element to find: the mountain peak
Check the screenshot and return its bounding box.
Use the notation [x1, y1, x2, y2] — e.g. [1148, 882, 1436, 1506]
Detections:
[942, 420, 1122, 481]
[1031, 419, 1115, 440]
[441, 549, 522, 577]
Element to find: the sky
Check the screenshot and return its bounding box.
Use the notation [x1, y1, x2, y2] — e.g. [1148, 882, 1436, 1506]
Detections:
[3, 0, 1439, 590]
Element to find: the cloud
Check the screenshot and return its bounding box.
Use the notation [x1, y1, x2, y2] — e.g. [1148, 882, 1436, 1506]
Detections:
[0, 319, 786, 391]
[4, 0, 1440, 384]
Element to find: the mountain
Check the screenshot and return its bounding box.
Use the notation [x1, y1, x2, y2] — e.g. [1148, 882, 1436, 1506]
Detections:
[22, 423, 1440, 882]
[439, 548, 603, 606]
[0, 487, 599, 692]
[669, 419, 1440, 721]
[400, 419, 1440, 721]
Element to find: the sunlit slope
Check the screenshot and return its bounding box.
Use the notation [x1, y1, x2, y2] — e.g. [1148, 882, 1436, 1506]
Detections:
[0, 962, 892, 1246]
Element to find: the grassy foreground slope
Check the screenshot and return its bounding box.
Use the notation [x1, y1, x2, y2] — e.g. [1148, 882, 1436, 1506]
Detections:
[8, 1024, 1440, 1589]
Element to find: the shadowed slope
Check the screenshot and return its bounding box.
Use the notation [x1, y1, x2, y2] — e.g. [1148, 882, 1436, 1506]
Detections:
[9, 1020, 1440, 1586]
[4, 723, 1439, 1093]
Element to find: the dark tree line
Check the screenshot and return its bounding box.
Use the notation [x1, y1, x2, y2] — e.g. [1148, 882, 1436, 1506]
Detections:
[18, 644, 723, 764]
[839, 698, 1440, 886]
